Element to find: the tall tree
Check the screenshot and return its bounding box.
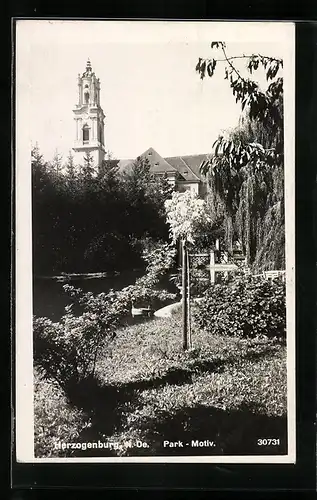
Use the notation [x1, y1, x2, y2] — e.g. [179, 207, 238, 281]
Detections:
[97, 152, 121, 193]
[196, 42, 284, 270]
[32, 144, 60, 273]
[49, 149, 63, 180]
[65, 150, 77, 184]
[79, 151, 95, 183]
[122, 156, 172, 241]
[31, 143, 50, 194]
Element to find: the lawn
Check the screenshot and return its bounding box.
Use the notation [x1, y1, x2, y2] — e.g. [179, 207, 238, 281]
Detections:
[34, 309, 287, 458]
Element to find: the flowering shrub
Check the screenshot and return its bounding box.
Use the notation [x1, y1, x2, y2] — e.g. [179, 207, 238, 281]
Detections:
[165, 191, 213, 244]
[142, 239, 177, 277]
[194, 274, 286, 339]
[115, 239, 177, 308]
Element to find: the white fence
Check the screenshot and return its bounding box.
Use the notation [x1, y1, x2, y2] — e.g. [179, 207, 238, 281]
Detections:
[252, 270, 286, 281]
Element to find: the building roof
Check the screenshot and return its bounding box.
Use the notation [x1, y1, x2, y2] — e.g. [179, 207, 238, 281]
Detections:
[141, 147, 180, 174]
[165, 156, 200, 182]
[120, 147, 178, 175]
[117, 147, 211, 182]
[174, 154, 211, 179]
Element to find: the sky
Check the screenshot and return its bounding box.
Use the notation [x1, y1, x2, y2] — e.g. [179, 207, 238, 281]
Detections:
[16, 20, 293, 162]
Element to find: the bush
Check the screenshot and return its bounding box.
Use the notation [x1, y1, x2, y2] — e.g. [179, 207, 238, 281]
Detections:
[33, 241, 177, 390]
[194, 274, 286, 339]
[33, 286, 130, 391]
[115, 239, 177, 308]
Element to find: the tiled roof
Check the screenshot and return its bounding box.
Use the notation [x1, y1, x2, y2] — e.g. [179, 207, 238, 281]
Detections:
[165, 154, 211, 181]
[165, 157, 197, 181]
[117, 147, 177, 174]
[117, 148, 211, 182]
[140, 147, 179, 174]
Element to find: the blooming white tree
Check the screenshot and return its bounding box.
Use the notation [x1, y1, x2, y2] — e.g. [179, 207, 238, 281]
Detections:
[165, 190, 213, 350]
[164, 191, 213, 245]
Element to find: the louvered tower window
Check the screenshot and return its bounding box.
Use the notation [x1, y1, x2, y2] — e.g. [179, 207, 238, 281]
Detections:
[83, 125, 89, 143]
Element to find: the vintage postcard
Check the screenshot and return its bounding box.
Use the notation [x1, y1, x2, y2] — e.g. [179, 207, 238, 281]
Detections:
[14, 19, 295, 464]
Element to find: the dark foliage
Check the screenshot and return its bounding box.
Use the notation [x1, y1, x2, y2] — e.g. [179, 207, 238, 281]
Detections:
[194, 274, 286, 339]
[32, 147, 172, 275]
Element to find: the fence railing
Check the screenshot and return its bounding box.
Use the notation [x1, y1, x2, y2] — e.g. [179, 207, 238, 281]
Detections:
[253, 270, 286, 281]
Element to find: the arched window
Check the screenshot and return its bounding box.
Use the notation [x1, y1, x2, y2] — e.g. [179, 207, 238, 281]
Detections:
[83, 125, 89, 143]
[84, 92, 90, 104]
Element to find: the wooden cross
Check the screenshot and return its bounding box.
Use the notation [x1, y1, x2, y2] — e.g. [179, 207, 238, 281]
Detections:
[188, 249, 240, 284]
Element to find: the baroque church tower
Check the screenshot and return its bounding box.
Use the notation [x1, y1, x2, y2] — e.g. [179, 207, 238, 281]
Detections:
[73, 59, 106, 168]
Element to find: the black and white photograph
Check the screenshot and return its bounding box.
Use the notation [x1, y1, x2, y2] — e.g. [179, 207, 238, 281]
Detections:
[15, 20, 295, 463]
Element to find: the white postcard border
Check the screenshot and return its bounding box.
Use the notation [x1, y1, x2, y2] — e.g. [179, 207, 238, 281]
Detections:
[14, 19, 296, 464]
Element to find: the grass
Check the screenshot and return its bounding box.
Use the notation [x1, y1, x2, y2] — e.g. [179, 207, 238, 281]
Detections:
[33, 367, 91, 457]
[34, 309, 287, 458]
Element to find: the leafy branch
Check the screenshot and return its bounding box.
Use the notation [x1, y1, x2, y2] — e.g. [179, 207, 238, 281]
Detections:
[195, 43, 285, 269]
[200, 135, 283, 178]
[196, 41, 283, 81]
[195, 41, 283, 136]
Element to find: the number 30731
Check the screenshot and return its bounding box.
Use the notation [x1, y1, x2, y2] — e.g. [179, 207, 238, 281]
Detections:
[257, 438, 280, 446]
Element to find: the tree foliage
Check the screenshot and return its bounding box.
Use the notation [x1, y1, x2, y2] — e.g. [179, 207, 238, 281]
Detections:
[196, 42, 285, 270]
[196, 42, 283, 140]
[165, 190, 214, 245]
[32, 146, 173, 275]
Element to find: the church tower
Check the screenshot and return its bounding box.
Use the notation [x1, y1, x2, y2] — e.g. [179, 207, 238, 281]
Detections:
[73, 59, 106, 169]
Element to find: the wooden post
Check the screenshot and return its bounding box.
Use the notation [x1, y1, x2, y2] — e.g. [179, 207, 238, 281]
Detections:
[187, 247, 192, 349]
[182, 239, 188, 350]
[178, 238, 182, 268]
[210, 249, 215, 284]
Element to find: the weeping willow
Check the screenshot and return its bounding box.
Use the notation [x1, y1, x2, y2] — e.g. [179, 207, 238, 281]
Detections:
[206, 114, 285, 272]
